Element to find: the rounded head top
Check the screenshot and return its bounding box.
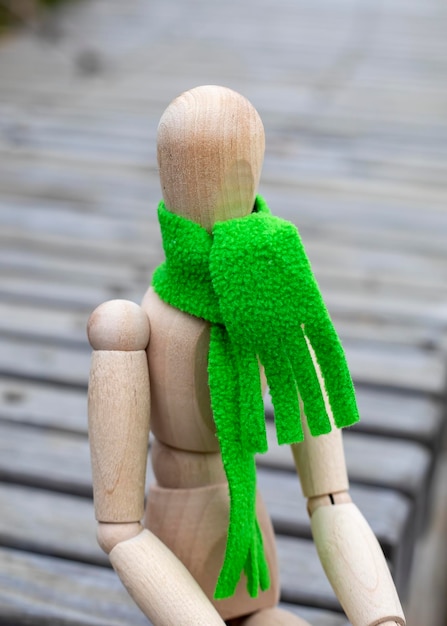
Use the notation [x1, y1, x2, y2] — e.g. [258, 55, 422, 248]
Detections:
[157, 85, 265, 232]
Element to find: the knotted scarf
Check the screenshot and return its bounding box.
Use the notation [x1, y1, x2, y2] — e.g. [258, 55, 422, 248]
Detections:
[152, 195, 359, 600]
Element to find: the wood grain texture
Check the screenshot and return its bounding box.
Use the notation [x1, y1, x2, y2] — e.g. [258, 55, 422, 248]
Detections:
[145, 483, 279, 620]
[262, 422, 431, 502]
[151, 438, 226, 488]
[87, 299, 150, 352]
[88, 350, 150, 521]
[0, 547, 150, 626]
[311, 504, 405, 626]
[1, 375, 441, 448]
[109, 530, 226, 625]
[157, 85, 265, 232]
[142, 288, 218, 453]
[291, 425, 349, 500]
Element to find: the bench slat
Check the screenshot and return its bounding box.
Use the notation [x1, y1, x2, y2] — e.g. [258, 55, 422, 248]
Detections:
[0, 546, 350, 626]
[2, 375, 443, 448]
[1, 334, 444, 395]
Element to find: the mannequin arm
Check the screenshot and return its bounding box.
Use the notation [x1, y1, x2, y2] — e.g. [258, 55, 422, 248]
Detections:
[87, 299, 225, 626]
[292, 421, 405, 626]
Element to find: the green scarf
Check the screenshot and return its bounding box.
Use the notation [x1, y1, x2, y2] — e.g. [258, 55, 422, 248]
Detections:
[152, 195, 359, 600]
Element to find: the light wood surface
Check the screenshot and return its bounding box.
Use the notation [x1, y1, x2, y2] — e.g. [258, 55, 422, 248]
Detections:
[87, 299, 150, 351]
[109, 529, 226, 625]
[292, 425, 349, 500]
[157, 85, 265, 231]
[88, 350, 150, 521]
[142, 287, 218, 453]
[145, 483, 279, 621]
[151, 438, 226, 488]
[87, 299, 151, 522]
[311, 504, 405, 626]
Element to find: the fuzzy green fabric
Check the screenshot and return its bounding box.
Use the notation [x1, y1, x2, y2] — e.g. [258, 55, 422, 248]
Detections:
[152, 195, 359, 600]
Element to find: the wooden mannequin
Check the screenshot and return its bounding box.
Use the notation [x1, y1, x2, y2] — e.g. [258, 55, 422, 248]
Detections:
[87, 85, 406, 626]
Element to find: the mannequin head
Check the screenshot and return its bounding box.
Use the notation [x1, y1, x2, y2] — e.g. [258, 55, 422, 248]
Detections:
[157, 85, 265, 232]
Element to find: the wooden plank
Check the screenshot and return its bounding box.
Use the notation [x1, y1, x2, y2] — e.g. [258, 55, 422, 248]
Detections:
[306, 241, 447, 293]
[265, 186, 447, 237]
[1, 295, 445, 374]
[268, 386, 444, 449]
[351, 388, 445, 447]
[297, 216, 447, 262]
[0, 420, 415, 591]
[0, 302, 89, 348]
[2, 194, 447, 301]
[333, 318, 442, 351]
[0, 275, 133, 311]
[0, 114, 155, 161]
[0, 29, 445, 128]
[322, 288, 447, 332]
[263, 425, 431, 542]
[0, 377, 88, 434]
[1, 185, 445, 255]
[0, 547, 349, 626]
[7, 220, 446, 297]
[0, 417, 430, 504]
[2, 376, 443, 452]
[0, 480, 409, 576]
[0, 483, 104, 566]
[277, 537, 340, 611]
[0, 105, 446, 186]
[0, 156, 157, 217]
[2, 159, 447, 262]
[0, 224, 157, 265]
[265, 143, 447, 191]
[0, 337, 90, 388]
[1, 243, 447, 340]
[281, 604, 349, 626]
[342, 340, 446, 395]
[0, 198, 157, 242]
[1, 205, 447, 343]
[3, 108, 447, 195]
[0, 480, 401, 617]
[1, 333, 444, 397]
[0, 423, 93, 496]
[2, 229, 447, 325]
[0, 547, 150, 626]
[0, 247, 151, 290]
[1, 267, 446, 370]
[405, 454, 447, 626]
[1, 281, 446, 357]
